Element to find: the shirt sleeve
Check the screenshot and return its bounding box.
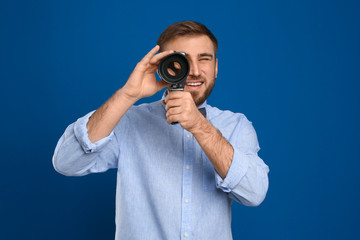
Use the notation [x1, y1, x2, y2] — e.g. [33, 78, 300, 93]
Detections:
[52, 110, 121, 176]
[214, 115, 270, 206]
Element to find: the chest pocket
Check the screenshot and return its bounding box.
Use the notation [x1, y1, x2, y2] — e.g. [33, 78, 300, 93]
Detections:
[202, 151, 216, 191]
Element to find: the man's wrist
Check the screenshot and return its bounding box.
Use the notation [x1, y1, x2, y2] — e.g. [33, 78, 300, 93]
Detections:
[189, 115, 212, 136]
[116, 88, 140, 106]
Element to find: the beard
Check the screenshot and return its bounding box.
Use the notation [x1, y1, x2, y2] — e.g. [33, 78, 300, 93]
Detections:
[189, 77, 216, 107]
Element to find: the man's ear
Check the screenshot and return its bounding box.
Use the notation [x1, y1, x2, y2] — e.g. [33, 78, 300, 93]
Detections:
[215, 58, 218, 78]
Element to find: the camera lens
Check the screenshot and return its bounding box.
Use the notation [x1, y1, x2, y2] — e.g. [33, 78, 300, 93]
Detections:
[167, 61, 182, 77]
[158, 52, 189, 85]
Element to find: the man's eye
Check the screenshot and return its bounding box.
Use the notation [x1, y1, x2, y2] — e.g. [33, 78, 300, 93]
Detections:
[199, 58, 211, 61]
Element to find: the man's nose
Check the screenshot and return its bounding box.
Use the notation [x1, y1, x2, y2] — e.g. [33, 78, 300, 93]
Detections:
[189, 60, 200, 77]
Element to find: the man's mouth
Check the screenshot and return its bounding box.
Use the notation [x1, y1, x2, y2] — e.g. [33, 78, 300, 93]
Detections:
[186, 82, 204, 86]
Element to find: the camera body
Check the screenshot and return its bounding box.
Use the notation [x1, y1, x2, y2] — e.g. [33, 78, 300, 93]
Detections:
[158, 52, 190, 91]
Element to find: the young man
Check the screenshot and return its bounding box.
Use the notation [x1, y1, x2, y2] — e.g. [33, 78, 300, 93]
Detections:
[53, 21, 269, 240]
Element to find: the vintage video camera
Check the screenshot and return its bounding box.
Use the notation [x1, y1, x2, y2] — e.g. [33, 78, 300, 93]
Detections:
[158, 52, 189, 91]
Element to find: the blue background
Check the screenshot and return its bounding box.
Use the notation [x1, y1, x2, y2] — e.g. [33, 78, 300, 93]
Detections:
[1, 0, 359, 239]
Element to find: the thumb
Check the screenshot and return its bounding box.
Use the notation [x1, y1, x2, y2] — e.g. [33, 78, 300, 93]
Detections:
[156, 80, 170, 91]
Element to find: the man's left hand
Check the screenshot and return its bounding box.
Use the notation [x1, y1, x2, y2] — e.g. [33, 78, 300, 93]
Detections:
[164, 91, 205, 132]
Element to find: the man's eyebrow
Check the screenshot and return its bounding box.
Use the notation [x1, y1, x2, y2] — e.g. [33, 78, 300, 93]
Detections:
[198, 53, 214, 59]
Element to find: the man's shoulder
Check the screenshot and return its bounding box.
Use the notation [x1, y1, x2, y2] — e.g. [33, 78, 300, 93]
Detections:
[206, 104, 246, 124]
[206, 104, 254, 138]
[126, 100, 164, 119]
[131, 100, 162, 111]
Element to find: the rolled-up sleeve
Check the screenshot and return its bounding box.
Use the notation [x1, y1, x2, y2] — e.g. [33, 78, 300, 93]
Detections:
[52, 111, 120, 177]
[214, 116, 270, 206]
[73, 111, 115, 153]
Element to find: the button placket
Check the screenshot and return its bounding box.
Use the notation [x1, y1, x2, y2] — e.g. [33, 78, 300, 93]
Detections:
[181, 129, 193, 239]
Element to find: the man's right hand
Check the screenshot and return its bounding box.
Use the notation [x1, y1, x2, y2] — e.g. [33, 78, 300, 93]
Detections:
[86, 45, 173, 143]
[122, 45, 173, 101]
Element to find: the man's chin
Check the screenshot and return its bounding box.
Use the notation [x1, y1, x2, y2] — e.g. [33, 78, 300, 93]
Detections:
[191, 92, 206, 107]
[186, 81, 215, 106]
[192, 83, 215, 107]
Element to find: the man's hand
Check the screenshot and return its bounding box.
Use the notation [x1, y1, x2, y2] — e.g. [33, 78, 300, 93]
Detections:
[122, 45, 173, 101]
[87, 45, 172, 143]
[164, 91, 206, 132]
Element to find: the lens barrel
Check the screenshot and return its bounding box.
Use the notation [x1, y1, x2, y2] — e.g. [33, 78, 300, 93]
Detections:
[158, 52, 189, 90]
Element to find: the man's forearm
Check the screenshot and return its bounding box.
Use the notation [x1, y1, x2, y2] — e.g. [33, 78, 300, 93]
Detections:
[87, 88, 137, 143]
[191, 118, 234, 179]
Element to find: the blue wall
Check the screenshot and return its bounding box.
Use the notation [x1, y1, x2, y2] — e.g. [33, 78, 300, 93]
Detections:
[1, 0, 359, 239]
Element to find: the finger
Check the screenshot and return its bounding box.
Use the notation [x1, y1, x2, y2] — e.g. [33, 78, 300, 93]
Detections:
[166, 106, 183, 116]
[166, 113, 181, 124]
[141, 45, 160, 63]
[165, 99, 183, 111]
[149, 50, 174, 65]
[166, 91, 190, 101]
[165, 92, 180, 103]
[165, 92, 193, 107]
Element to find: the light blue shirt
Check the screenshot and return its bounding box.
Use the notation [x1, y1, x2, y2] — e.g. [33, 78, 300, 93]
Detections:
[53, 95, 269, 240]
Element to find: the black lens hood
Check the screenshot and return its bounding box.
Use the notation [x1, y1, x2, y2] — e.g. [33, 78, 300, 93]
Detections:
[158, 52, 190, 90]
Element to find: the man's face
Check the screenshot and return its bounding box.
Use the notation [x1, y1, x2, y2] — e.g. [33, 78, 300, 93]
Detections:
[162, 35, 218, 106]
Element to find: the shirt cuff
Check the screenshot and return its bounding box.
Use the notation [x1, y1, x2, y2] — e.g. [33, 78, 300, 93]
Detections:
[73, 110, 115, 153]
[215, 147, 249, 192]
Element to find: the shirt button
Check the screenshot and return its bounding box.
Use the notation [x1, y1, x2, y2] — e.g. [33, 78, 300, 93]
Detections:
[184, 233, 188, 238]
[186, 134, 190, 138]
[185, 199, 189, 203]
[186, 165, 190, 170]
